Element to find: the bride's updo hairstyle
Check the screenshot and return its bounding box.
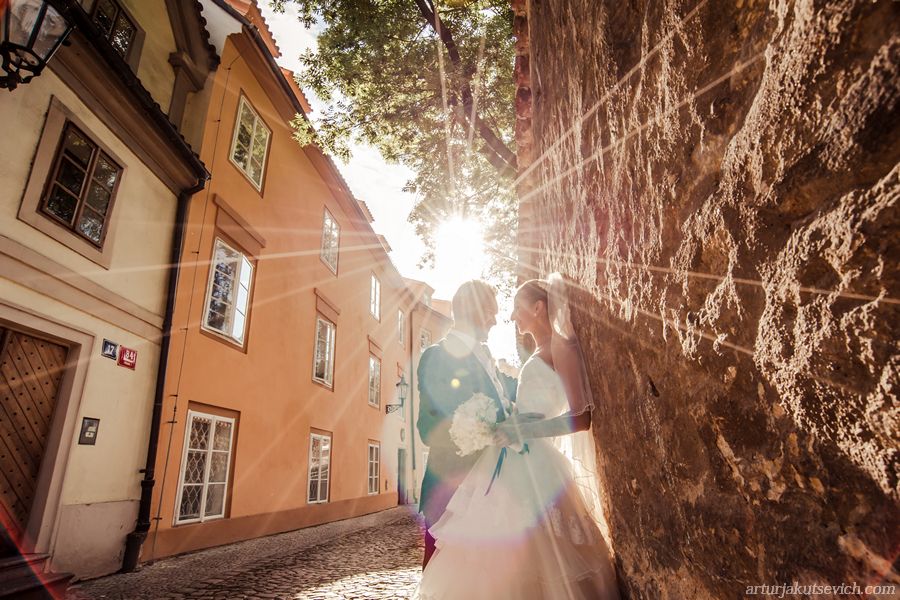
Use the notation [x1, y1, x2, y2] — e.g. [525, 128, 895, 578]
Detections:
[515, 279, 550, 316]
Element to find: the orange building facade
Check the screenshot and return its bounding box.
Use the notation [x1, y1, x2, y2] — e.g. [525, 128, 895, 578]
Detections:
[142, 0, 423, 560]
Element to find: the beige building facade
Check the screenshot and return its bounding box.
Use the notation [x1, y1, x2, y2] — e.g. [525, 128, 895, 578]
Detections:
[0, 0, 215, 580]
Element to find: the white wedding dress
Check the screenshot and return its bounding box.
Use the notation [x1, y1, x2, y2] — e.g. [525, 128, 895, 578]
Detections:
[415, 356, 620, 600]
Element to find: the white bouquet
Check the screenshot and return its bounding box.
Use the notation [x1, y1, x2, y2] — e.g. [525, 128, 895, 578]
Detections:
[449, 392, 499, 456]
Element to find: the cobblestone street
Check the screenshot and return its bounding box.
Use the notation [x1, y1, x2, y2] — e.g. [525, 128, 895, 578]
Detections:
[68, 508, 423, 600]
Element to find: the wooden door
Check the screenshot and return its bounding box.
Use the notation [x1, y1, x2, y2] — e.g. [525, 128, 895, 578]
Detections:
[0, 328, 68, 544]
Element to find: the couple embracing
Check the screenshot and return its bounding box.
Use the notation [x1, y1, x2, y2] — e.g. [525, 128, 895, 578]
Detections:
[414, 277, 620, 599]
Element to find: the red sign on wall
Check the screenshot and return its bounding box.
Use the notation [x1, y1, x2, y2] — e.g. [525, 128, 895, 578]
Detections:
[118, 346, 137, 370]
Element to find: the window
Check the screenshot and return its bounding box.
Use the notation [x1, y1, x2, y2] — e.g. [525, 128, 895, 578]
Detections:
[367, 442, 380, 495]
[368, 355, 381, 407]
[369, 274, 381, 320]
[203, 238, 253, 346]
[40, 123, 122, 248]
[313, 315, 336, 387]
[398, 310, 405, 347]
[420, 329, 432, 353]
[423, 292, 432, 307]
[308, 432, 331, 504]
[175, 411, 235, 524]
[91, 0, 137, 59]
[229, 96, 270, 191]
[320, 209, 340, 273]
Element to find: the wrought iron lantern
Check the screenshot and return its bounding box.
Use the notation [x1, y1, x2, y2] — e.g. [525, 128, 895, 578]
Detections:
[1, 0, 74, 90]
[386, 374, 409, 415]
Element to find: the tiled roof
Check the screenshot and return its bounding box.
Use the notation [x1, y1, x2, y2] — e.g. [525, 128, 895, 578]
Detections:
[193, 0, 223, 69]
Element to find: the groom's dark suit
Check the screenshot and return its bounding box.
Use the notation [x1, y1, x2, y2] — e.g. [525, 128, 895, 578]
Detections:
[416, 333, 517, 566]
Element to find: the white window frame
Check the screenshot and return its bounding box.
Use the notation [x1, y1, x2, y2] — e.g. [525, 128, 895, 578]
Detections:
[369, 273, 381, 320]
[202, 237, 253, 346]
[420, 329, 432, 354]
[367, 442, 380, 495]
[312, 315, 336, 388]
[368, 354, 381, 408]
[398, 309, 405, 347]
[320, 208, 340, 273]
[174, 410, 235, 525]
[307, 432, 332, 504]
[228, 95, 270, 191]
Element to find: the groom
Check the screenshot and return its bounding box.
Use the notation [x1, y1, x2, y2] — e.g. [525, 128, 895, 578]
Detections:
[416, 280, 517, 568]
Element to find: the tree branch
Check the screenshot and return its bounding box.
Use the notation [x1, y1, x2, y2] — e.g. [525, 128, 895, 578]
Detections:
[412, 0, 518, 176]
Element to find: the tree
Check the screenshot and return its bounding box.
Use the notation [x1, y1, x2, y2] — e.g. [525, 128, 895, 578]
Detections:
[272, 0, 518, 288]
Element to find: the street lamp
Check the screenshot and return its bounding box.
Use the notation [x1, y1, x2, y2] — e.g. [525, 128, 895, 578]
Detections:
[385, 374, 409, 414]
[1, 0, 74, 90]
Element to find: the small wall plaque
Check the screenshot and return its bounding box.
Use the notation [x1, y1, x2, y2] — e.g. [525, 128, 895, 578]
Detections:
[78, 417, 100, 445]
[101, 339, 118, 360]
[118, 346, 137, 370]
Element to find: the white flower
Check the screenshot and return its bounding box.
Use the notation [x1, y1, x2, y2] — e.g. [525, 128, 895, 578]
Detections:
[449, 393, 498, 456]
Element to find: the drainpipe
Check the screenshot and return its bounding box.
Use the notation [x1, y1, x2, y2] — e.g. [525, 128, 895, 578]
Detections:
[121, 174, 208, 572]
[408, 303, 417, 502]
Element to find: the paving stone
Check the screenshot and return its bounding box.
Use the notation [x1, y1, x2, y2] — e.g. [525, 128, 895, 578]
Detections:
[68, 508, 424, 600]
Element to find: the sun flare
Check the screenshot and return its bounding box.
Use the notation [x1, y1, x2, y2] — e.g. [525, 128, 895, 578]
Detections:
[432, 216, 488, 296]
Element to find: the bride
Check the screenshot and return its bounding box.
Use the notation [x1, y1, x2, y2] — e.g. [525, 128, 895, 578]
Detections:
[415, 276, 620, 600]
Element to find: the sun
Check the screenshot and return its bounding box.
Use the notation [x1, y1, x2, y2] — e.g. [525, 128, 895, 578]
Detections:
[431, 216, 488, 296]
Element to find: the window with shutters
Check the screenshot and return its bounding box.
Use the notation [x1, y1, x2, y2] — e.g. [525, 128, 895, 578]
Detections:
[175, 411, 235, 524]
[40, 123, 122, 248]
[202, 238, 254, 346]
[229, 96, 271, 191]
[369, 274, 380, 320]
[367, 442, 380, 495]
[368, 355, 381, 408]
[312, 315, 335, 387]
[308, 432, 331, 504]
[90, 0, 139, 60]
[320, 208, 340, 273]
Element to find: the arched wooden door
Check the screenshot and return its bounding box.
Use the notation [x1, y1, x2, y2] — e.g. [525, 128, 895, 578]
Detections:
[0, 328, 68, 553]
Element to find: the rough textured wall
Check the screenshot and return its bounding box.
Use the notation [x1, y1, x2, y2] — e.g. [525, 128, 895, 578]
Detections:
[521, 0, 899, 597]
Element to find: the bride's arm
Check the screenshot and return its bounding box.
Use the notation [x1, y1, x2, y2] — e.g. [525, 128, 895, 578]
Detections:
[495, 410, 591, 444]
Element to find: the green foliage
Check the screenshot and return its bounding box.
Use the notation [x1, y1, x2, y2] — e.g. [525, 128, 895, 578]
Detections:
[272, 0, 517, 290]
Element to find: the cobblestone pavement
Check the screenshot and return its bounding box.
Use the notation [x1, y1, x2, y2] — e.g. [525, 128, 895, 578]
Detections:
[68, 507, 424, 600]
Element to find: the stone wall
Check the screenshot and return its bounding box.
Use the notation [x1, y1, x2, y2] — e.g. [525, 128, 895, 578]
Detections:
[518, 0, 899, 597]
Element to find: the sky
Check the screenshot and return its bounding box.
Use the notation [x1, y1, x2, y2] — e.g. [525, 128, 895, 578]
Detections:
[258, 3, 520, 363]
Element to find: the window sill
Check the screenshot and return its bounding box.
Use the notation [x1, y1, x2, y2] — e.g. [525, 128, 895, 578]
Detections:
[174, 514, 226, 527]
[199, 325, 248, 353]
[312, 378, 334, 391]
